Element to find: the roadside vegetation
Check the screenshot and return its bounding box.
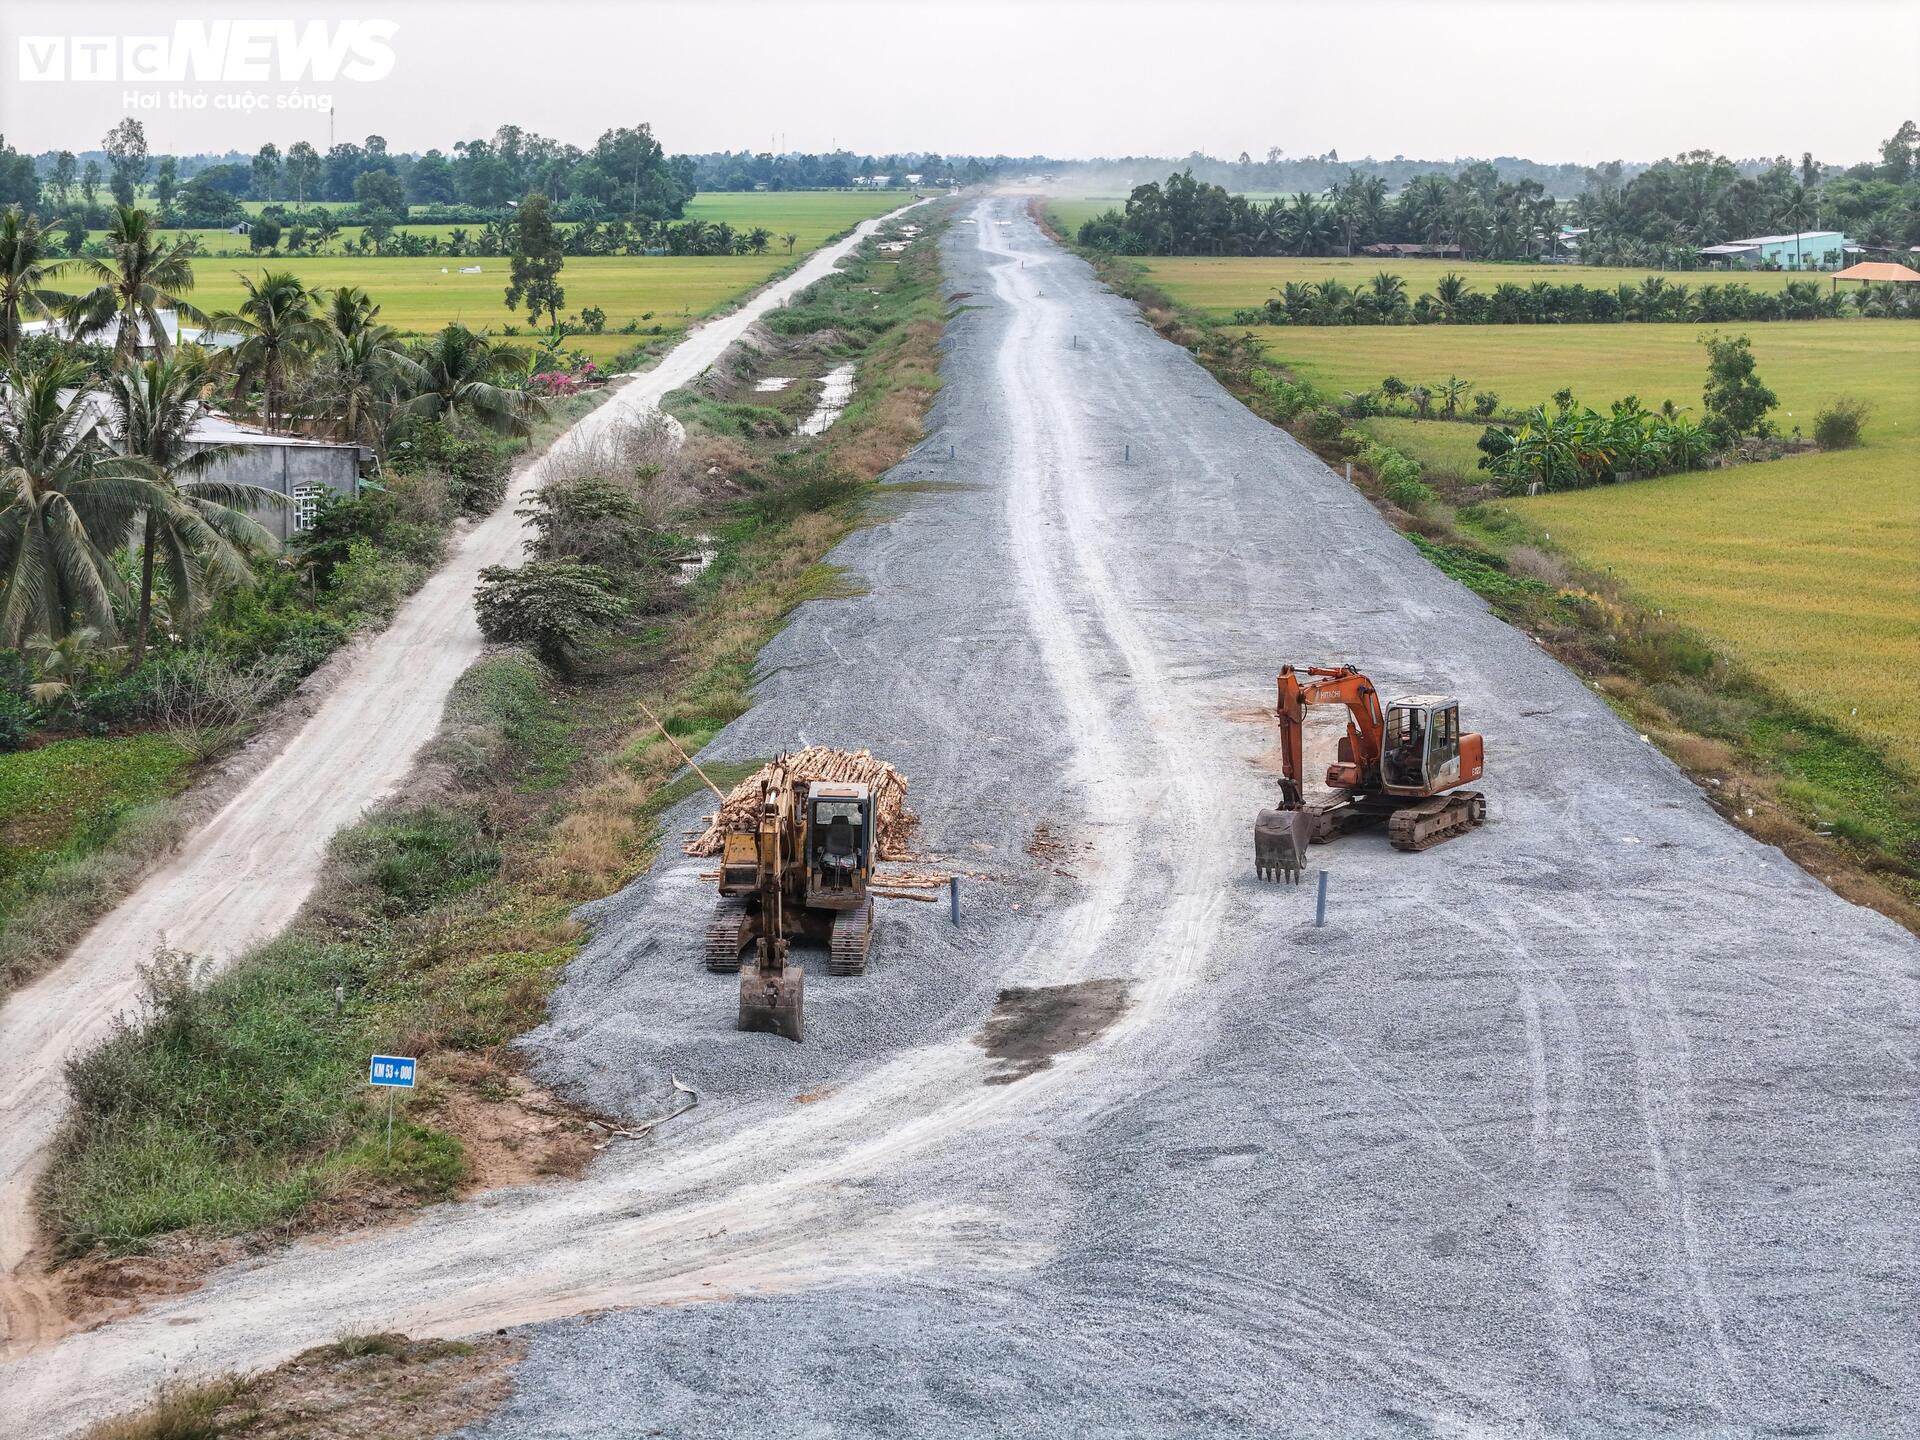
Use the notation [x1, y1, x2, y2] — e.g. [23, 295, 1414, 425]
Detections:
[37, 213, 947, 1265]
[1037, 201, 1920, 935]
[81, 1332, 521, 1440]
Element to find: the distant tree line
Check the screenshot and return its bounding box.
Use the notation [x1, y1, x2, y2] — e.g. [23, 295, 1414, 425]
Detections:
[1077, 123, 1920, 265]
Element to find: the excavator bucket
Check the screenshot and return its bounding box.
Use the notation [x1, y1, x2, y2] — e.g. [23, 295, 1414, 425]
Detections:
[739, 955, 805, 1041]
[1253, 808, 1311, 883]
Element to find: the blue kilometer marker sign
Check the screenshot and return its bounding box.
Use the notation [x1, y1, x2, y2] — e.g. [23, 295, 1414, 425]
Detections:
[369, 1055, 417, 1088]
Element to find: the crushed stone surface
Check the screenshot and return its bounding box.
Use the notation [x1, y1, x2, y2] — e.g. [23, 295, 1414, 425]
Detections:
[465, 199, 1919, 1435]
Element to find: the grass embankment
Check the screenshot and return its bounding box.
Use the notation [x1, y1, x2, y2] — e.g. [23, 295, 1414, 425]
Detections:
[1046, 212, 1920, 932]
[39, 210, 949, 1260]
[0, 737, 194, 960]
[0, 393, 605, 1008]
[82, 1332, 520, 1440]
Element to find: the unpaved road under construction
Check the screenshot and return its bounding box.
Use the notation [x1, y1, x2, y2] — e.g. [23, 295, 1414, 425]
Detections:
[4, 199, 1915, 1437]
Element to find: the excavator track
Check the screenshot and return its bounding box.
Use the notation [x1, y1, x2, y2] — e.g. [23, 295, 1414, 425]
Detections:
[704, 898, 755, 972]
[1387, 791, 1486, 852]
[827, 900, 875, 976]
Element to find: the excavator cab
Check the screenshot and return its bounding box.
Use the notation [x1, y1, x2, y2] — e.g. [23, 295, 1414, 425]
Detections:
[806, 783, 871, 904]
[1383, 696, 1477, 795]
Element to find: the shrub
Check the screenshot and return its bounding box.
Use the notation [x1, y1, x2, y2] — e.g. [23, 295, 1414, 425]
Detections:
[1701, 333, 1778, 437]
[0, 686, 33, 752]
[326, 538, 425, 625]
[1298, 407, 1346, 446]
[474, 561, 629, 671]
[1384, 475, 1435, 511]
[389, 419, 513, 515]
[1813, 397, 1869, 450]
[331, 806, 499, 914]
[146, 650, 298, 760]
[1247, 367, 1318, 421]
[1472, 390, 1500, 418]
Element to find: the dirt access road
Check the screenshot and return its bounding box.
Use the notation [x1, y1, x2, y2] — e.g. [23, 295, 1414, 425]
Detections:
[0, 200, 925, 1353]
[4, 200, 1915, 1437]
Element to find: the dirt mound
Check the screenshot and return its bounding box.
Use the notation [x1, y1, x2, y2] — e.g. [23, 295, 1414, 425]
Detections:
[683, 747, 914, 859]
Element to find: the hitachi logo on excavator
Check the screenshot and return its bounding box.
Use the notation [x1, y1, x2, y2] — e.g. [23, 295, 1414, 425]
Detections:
[18, 21, 399, 83]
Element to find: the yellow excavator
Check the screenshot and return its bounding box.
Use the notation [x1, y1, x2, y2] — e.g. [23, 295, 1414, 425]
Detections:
[703, 768, 876, 1041]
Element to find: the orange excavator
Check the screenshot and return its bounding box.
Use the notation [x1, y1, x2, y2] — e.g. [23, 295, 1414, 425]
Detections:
[1253, 664, 1487, 881]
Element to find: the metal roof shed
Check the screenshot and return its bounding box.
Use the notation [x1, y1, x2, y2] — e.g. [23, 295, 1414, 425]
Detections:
[1829, 262, 1920, 288]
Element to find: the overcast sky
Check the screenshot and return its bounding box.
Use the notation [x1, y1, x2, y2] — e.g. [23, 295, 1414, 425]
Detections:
[3, 0, 1915, 164]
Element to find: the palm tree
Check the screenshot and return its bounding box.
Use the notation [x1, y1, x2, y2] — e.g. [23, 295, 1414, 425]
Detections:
[782, 231, 798, 256]
[1368, 272, 1408, 318]
[215, 270, 323, 431]
[0, 208, 73, 357]
[1432, 272, 1471, 323]
[314, 288, 418, 454]
[402, 324, 545, 437]
[101, 351, 281, 663]
[1283, 192, 1334, 257]
[65, 205, 205, 360]
[0, 354, 160, 646]
[1772, 184, 1817, 273]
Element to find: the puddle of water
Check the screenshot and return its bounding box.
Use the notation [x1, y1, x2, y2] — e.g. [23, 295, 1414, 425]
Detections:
[753, 376, 795, 392]
[675, 534, 717, 586]
[798, 362, 856, 436]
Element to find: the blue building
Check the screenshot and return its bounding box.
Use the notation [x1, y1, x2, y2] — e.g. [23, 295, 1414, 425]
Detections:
[1698, 230, 1857, 271]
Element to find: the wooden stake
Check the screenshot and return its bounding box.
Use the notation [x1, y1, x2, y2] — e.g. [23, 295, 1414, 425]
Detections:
[636, 697, 726, 800]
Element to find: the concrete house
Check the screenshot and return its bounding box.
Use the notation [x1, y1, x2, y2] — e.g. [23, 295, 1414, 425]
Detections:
[1698, 230, 1857, 271]
[186, 413, 370, 543]
[54, 390, 369, 545]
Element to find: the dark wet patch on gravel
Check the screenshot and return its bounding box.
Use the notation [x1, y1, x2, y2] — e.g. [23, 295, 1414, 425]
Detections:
[974, 979, 1132, 1084]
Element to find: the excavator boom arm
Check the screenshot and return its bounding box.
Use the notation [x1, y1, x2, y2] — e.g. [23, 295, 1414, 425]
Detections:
[1275, 664, 1385, 803]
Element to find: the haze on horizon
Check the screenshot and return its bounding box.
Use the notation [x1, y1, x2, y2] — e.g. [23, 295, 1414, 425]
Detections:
[1, 0, 1914, 165]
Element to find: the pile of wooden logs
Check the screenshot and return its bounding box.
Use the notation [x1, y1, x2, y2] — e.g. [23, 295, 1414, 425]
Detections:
[683, 747, 916, 858]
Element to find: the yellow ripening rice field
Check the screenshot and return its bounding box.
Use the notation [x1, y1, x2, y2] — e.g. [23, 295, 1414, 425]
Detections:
[175, 193, 909, 359]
